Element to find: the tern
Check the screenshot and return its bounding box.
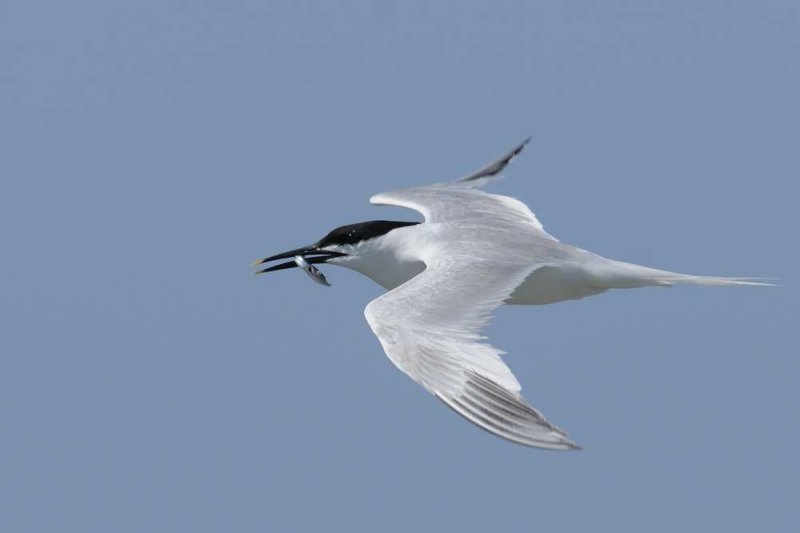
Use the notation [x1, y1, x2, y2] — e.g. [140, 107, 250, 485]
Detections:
[253, 139, 767, 450]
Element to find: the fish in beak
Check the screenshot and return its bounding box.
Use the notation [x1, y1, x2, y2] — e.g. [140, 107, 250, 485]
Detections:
[251, 245, 346, 284]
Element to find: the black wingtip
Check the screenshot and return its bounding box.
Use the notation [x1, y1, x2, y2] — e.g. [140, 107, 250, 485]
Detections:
[513, 136, 532, 156]
[457, 137, 533, 183]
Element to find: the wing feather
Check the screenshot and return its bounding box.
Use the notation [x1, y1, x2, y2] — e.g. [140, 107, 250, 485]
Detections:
[364, 140, 576, 449]
[457, 137, 531, 182]
[370, 139, 555, 238]
[363, 228, 577, 450]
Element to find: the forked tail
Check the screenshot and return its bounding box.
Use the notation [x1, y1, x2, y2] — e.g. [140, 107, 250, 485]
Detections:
[592, 259, 774, 289]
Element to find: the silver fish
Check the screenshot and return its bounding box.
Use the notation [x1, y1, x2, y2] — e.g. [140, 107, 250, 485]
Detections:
[294, 255, 331, 286]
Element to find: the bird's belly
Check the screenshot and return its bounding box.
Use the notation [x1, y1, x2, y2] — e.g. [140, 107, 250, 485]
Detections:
[507, 264, 606, 305]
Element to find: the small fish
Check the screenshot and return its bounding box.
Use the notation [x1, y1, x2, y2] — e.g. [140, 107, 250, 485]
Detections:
[294, 255, 331, 286]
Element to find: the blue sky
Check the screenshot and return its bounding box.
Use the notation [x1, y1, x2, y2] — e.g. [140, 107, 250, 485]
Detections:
[1, 1, 797, 531]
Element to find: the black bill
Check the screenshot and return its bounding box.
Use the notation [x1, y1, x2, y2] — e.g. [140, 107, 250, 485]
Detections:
[251, 246, 346, 275]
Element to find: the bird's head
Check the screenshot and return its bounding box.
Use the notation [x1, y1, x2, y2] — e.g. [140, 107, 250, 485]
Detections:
[252, 220, 420, 283]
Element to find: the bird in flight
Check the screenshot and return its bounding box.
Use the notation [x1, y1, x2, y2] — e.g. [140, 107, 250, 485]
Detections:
[253, 139, 766, 450]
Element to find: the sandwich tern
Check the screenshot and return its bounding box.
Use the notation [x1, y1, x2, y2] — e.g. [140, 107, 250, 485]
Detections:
[253, 139, 766, 450]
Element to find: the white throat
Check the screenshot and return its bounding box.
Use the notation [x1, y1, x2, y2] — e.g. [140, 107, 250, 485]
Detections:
[328, 230, 425, 290]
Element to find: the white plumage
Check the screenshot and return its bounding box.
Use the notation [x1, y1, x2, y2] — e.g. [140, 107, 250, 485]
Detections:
[256, 139, 767, 449]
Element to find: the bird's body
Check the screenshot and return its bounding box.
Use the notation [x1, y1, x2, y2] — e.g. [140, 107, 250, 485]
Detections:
[333, 221, 606, 303]
[254, 139, 766, 449]
[332, 187, 753, 305]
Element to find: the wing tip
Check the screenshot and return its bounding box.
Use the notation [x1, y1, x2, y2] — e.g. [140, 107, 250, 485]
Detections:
[434, 371, 581, 451]
[457, 137, 533, 183]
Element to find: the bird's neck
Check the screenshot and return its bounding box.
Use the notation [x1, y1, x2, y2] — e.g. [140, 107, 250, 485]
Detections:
[334, 233, 426, 290]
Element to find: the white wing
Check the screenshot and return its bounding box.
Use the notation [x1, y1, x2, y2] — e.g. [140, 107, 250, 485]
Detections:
[370, 139, 556, 240]
[365, 161, 578, 448]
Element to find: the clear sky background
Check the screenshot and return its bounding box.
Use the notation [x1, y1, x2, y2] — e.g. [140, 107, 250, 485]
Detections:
[1, 1, 798, 531]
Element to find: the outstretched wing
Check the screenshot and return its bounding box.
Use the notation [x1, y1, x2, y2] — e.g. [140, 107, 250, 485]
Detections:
[363, 219, 578, 450]
[364, 140, 576, 449]
[370, 139, 556, 240]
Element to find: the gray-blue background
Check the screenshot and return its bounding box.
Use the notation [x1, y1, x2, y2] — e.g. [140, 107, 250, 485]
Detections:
[2, 1, 797, 531]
